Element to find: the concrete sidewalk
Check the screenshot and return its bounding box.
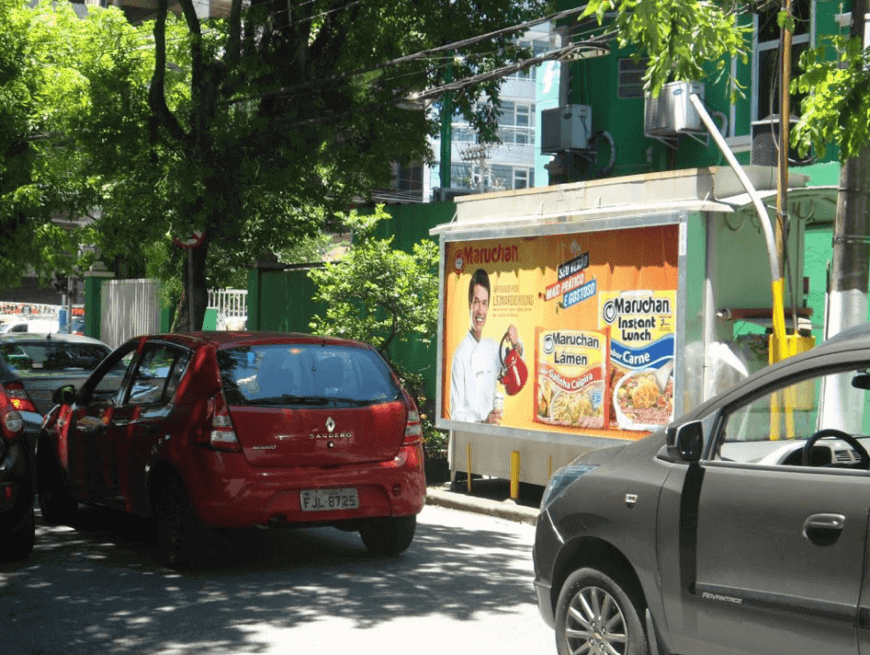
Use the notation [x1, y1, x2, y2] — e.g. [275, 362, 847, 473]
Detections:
[424, 479, 542, 526]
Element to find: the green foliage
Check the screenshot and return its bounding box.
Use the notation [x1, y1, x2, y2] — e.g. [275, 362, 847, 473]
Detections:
[308, 207, 438, 362]
[581, 0, 750, 100]
[792, 35, 870, 162]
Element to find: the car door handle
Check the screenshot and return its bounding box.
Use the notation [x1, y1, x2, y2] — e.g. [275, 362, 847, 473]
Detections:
[803, 513, 846, 546]
[804, 513, 845, 531]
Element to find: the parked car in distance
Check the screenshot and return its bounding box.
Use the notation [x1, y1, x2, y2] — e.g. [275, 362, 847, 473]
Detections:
[0, 333, 112, 416]
[38, 332, 426, 568]
[0, 319, 60, 334]
[534, 323, 870, 655]
[0, 360, 38, 560]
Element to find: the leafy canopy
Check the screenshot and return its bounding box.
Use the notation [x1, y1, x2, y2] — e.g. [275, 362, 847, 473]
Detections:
[580, 0, 750, 99]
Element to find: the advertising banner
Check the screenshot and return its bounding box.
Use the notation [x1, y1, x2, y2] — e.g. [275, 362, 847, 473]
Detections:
[440, 224, 679, 441]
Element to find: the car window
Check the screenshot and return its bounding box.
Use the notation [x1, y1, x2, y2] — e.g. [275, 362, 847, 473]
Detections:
[83, 345, 138, 404]
[124, 343, 192, 406]
[716, 366, 870, 466]
[217, 343, 401, 407]
[0, 341, 109, 375]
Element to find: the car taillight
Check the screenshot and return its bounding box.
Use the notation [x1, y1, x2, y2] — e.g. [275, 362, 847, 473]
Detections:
[205, 390, 241, 452]
[3, 381, 37, 414]
[2, 408, 23, 440]
[403, 394, 423, 445]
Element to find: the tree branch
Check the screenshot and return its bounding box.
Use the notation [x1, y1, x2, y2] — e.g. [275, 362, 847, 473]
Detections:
[149, 0, 190, 146]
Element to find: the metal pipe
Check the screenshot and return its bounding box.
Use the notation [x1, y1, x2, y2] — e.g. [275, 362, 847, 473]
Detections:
[689, 93, 788, 363]
[510, 451, 520, 499]
[466, 442, 472, 492]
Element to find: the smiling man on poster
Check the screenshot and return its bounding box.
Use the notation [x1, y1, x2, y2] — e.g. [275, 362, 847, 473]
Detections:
[450, 268, 523, 424]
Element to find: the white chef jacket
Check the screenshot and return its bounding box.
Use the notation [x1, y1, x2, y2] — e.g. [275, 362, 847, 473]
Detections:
[450, 331, 501, 423]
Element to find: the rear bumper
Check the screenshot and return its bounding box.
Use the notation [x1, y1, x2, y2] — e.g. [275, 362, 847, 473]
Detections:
[184, 444, 427, 528]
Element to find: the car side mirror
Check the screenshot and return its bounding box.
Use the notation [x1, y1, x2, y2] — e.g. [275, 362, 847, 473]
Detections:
[52, 384, 76, 406]
[852, 372, 870, 390]
[667, 421, 704, 462]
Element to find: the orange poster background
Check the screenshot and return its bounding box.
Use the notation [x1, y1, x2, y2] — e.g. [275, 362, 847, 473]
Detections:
[440, 224, 679, 440]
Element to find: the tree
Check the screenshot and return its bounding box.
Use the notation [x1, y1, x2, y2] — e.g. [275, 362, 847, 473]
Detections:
[0, 0, 84, 287]
[37, 0, 549, 329]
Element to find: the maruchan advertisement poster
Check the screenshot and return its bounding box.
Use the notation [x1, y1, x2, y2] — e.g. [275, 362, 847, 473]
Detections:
[440, 224, 678, 441]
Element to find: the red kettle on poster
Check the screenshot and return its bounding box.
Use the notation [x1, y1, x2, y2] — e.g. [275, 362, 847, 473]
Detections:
[499, 332, 528, 395]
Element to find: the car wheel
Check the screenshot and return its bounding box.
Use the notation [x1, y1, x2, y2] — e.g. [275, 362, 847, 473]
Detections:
[154, 477, 201, 570]
[37, 453, 78, 526]
[555, 567, 649, 655]
[0, 509, 35, 561]
[359, 515, 416, 556]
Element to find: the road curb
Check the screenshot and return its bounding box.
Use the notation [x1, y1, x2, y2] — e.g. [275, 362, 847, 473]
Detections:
[425, 486, 540, 526]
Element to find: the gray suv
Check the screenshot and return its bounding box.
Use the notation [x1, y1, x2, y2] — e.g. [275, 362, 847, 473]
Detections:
[534, 323, 870, 655]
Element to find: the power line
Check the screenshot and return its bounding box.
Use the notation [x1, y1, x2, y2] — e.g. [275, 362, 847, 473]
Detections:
[220, 3, 604, 107]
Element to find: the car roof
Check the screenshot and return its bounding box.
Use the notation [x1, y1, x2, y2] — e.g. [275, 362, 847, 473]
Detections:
[139, 331, 375, 350]
[0, 333, 110, 347]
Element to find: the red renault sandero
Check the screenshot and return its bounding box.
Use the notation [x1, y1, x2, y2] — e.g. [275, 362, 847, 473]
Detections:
[36, 332, 426, 568]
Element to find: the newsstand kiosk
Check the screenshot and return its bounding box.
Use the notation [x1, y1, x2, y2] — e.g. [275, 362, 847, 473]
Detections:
[431, 166, 836, 487]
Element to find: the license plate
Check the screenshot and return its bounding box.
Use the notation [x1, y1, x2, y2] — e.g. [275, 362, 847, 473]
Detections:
[300, 488, 359, 512]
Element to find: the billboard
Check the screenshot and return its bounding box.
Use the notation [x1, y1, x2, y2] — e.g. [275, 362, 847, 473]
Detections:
[440, 224, 679, 441]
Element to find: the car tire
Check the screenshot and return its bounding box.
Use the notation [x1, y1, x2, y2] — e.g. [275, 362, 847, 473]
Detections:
[0, 509, 35, 561]
[154, 477, 201, 570]
[554, 567, 649, 655]
[37, 452, 78, 526]
[359, 515, 416, 556]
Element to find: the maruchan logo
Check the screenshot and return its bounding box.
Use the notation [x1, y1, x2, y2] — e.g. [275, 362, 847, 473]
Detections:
[602, 296, 672, 324]
[543, 334, 555, 355]
[602, 299, 619, 324]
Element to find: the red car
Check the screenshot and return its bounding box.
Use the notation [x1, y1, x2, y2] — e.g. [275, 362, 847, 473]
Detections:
[37, 332, 426, 568]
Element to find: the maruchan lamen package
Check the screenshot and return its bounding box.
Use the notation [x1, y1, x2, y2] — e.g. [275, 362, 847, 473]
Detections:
[535, 328, 610, 429]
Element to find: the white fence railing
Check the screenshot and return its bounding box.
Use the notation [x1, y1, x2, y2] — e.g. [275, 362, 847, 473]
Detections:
[98, 282, 248, 347]
[207, 288, 248, 330]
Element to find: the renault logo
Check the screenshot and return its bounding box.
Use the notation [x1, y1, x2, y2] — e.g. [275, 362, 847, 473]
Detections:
[326, 417, 335, 432]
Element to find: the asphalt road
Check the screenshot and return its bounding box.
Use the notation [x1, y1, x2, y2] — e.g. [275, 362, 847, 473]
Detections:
[1, 500, 552, 655]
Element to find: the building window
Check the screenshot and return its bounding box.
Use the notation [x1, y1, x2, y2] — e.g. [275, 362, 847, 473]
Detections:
[618, 58, 648, 99]
[497, 101, 536, 145]
[513, 168, 532, 189]
[753, 0, 813, 121]
[509, 39, 550, 81]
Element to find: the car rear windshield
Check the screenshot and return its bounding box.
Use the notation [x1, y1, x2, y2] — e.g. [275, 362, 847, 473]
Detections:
[217, 343, 402, 407]
[0, 342, 110, 375]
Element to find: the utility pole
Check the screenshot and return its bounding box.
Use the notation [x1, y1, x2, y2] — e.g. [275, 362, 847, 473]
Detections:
[776, 0, 793, 330]
[439, 63, 453, 192]
[821, 0, 870, 432]
[829, 0, 870, 338]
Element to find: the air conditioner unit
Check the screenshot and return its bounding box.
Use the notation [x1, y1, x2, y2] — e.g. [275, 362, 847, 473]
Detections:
[541, 104, 592, 154]
[433, 188, 472, 202]
[751, 115, 805, 166]
[644, 81, 705, 136]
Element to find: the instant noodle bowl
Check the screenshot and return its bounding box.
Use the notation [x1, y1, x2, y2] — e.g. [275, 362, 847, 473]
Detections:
[613, 365, 674, 431]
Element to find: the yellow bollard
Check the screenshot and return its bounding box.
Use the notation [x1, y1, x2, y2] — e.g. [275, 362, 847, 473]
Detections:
[466, 443, 472, 492]
[510, 451, 520, 499]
